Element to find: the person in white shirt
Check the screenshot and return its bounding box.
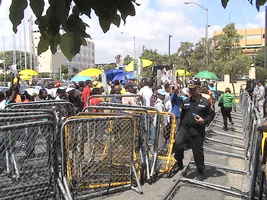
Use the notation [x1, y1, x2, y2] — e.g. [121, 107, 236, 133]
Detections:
[254, 81, 265, 118]
[0, 92, 6, 109]
[139, 79, 153, 107]
[155, 89, 166, 112]
[164, 83, 172, 112]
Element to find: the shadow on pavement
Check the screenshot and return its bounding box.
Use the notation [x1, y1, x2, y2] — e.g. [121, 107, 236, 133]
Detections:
[185, 166, 225, 180]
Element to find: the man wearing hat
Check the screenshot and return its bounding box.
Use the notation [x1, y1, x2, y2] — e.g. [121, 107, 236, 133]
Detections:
[173, 81, 214, 179]
[254, 80, 265, 118]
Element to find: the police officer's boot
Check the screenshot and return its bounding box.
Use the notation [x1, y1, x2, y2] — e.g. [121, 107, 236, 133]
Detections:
[195, 167, 205, 181]
[172, 160, 184, 173]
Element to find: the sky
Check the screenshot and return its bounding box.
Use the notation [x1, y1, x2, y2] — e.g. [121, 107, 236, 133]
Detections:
[0, 0, 265, 64]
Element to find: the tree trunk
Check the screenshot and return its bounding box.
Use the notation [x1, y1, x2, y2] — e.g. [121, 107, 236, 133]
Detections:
[230, 73, 236, 96]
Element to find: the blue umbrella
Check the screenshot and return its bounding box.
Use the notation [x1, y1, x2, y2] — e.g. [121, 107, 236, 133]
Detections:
[71, 75, 92, 82]
[125, 72, 137, 80]
[112, 73, 127, 83]
[105, 69, 124, 82]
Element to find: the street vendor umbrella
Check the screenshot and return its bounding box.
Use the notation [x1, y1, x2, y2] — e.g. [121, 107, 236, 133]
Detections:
[195, 70, 218, 80]
[20, 74, 33, 81]
[176, 69, 191, 77]
[141, 59, 153, 67]
[78, 68, 103, 77]
[112, 73, 127, 82]
[125, 72, 136, 79]
[71, 75, 92, 82]
[19, 69, 38, 76]
[125, 61, 134, 72]
[105, 69, 124, 82]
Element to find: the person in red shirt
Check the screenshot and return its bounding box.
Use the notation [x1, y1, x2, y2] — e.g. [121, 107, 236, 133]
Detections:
[89, 88, 103, 105]
[81, 80, 92, 108]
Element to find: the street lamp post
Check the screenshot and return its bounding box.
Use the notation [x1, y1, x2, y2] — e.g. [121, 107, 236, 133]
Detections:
[185, 2, 209, 66]
[168, 34, 172, 57]
[265, 6, 267, 69]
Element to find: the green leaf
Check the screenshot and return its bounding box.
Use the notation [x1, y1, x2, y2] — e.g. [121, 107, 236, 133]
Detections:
[73, 0, 92, 18]
[49, 33, 61, 54]
[72, 5, 80, 16]
[118, 1, 136, 23]
[99, 16, 111, 33]
[221, 0, 229, 8]
[112, 14, 121, 27]
[37, 35, 49, 55]
[60, 32, 83, 61]
[9, 0, 28, 33]
[30, 0, 45, 17]
[256, 0, 266, 10]
[81, 38, 87, 46]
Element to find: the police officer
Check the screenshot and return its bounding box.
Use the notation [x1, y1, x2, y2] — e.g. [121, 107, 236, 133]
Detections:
[173, 81, 214, 178]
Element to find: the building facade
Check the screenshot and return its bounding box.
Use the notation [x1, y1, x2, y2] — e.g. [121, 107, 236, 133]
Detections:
[213, 28, 264, 56]
[33, 31, 95, 74]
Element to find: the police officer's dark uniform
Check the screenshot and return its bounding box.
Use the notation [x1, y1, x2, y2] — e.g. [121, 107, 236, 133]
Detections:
[173, 83, 214, 174]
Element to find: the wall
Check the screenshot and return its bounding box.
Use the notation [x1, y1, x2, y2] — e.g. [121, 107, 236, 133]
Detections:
[217, 74, 247, 96]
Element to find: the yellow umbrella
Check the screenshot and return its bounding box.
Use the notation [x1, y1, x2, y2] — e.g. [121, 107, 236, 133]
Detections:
[125, 61, 134, 72]
[141, 59, 153, 67]
[78, 68, 103, 77]
[20, 74, 33, 81]
[176, 69, 191, 77]
[19, 69, 38, 76]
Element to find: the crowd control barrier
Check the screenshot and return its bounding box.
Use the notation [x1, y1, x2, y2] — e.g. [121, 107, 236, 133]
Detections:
[6, 100, 76, 120]
[84, 104, 178, 182]
[88, 94, 143, 106]
[83, 106, 153, 183]
[0, 111, 58, 200]
[58, 115, 142, 200]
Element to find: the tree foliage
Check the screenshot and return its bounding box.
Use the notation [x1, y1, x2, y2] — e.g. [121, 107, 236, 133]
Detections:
[123, 54, 133, 65]
[254, 47, 267, 80]
[255, 47, 264, 67]
[221, 0, 267, 10]
[8, 0, 139, 61]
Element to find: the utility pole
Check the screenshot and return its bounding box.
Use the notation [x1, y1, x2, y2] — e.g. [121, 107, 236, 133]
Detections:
[184, 2, 209, 66]
[265, 6, 267, 69]
[2, 37, 6, 84]
[23, 19, 27, 69]
[168, 34, 172, 57]
[13, 35, 16, 65]
[28, 16, 34, 70]
[205, 8, 209, 66]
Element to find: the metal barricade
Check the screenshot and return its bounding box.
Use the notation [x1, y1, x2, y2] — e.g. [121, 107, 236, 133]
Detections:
[154, 112, 177, 177]
[85, 105, 178, 180]
[89, 94, 143, 106]
[59, 116, 142, 199]
[6, 100, 76, 120]
[83, 106, 152, 183]
[0, 114, 58, 200]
